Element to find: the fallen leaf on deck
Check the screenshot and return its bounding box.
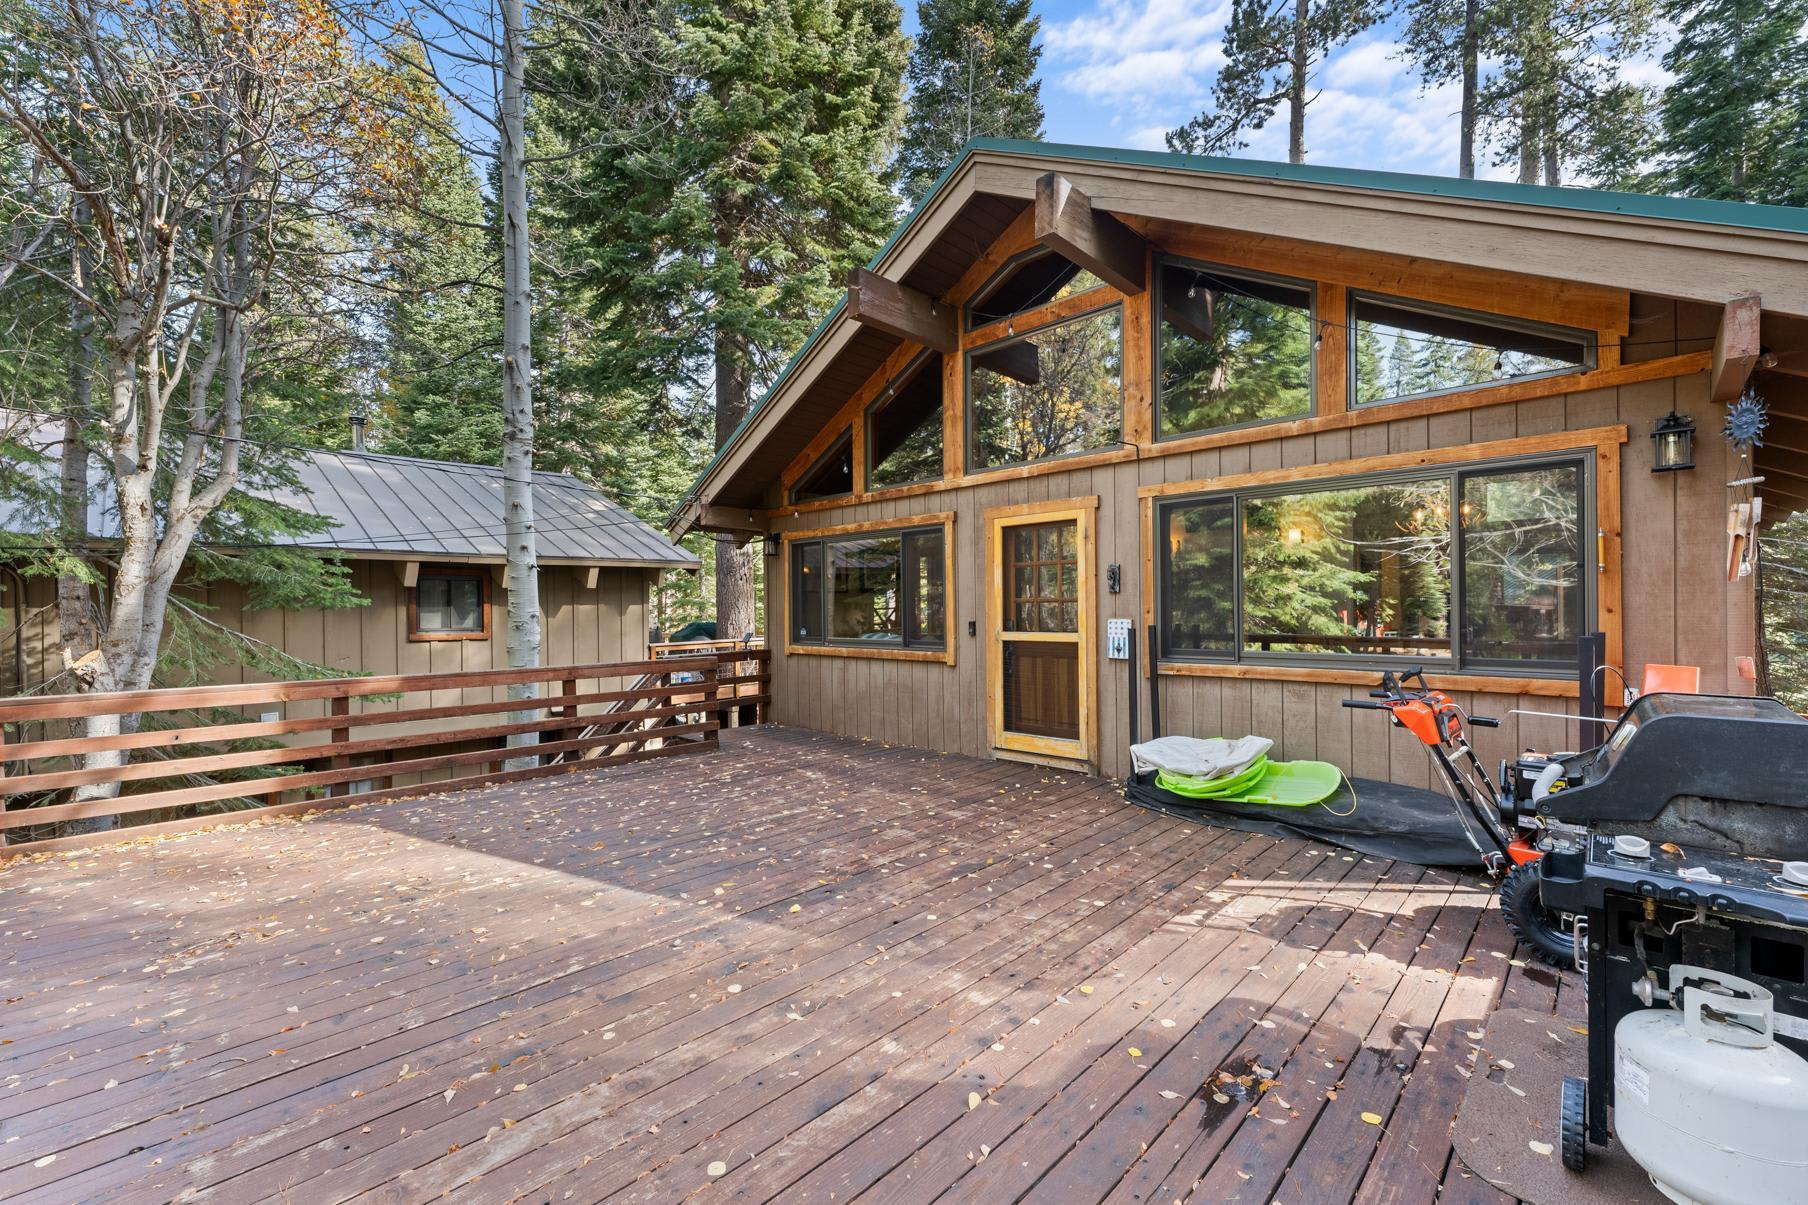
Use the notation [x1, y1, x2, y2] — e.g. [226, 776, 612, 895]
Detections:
[1529, 1140, 1553, 1156]
[968, 1091, 981, 1110]
[1361, 1112, 1383, 1125]
[708, 1161, 727, 1176]
[1128, 1048, 1142, 1058]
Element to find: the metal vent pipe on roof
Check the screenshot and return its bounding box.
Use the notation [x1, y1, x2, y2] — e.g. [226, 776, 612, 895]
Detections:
[349, 412, 367, 451]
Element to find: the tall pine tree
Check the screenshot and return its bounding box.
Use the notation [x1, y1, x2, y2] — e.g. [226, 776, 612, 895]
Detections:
[1645, 0, 1808, 206]
[896, 0, 1044, 204]
[545, 0, 906, 639]
[1167, 0, 1383, 162]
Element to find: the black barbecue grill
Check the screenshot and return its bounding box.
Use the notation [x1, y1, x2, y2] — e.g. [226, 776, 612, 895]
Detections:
[1535, 693, 1808, 1165]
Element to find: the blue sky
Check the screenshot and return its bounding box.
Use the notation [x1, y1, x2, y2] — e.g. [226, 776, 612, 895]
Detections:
[905, 0, 1672, 182]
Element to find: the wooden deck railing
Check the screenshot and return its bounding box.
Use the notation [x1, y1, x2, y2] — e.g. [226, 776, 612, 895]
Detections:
[0, 649, 771, 855]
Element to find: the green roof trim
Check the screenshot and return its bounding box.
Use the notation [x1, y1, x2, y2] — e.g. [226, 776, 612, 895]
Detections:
[674, 137, 1808, 524]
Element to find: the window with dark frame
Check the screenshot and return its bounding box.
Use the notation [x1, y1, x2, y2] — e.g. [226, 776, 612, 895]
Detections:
[867, 352, 944, 489]
[789, 525, 947, 650]
[790, 432, 854, 504]
[1350, 293, 1593, 407]
[968, 305, 1124, 471]
[1156, 259, 1315, 439]
[410, 568, 489, 640]
[1157, 457, 1588, 674]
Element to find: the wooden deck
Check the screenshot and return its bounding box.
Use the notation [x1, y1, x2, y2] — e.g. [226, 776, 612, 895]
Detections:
[0, 727, 1582, 1203]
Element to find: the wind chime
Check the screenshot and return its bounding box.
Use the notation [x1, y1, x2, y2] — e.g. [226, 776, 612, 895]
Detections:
[1724, 387, 1769, 582]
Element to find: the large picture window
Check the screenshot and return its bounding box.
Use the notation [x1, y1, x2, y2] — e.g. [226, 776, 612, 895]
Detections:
[1156, 260, 1314, 439]
[1158, 457, 1588, 673]
[789, 524, 947, 650]
[867, 352, 944, 489]
[966, 248, 1105, 327]
[1351, 294, 1593, 407]
[968, 306, 1123, 471]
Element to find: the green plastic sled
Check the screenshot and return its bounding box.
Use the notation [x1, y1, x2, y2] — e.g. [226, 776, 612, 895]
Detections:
[1159, 758, 1344, 808]
[1155, 756, 1270, 799]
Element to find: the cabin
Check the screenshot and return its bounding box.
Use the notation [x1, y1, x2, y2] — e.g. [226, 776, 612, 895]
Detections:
[673, 139, 1808, 786]
[2, 436, 697, 724]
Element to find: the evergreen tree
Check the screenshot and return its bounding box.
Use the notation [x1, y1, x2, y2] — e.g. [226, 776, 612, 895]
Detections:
[1644, 0, 1808, 206]
[896, 0, 1044, 203]
[544, 0, 907, 638]
[1399, 0, 1488, 177]
[1167, 0, 1382, 162]
[1477, 0, 1657, 185]
[376, 69, 504, 465]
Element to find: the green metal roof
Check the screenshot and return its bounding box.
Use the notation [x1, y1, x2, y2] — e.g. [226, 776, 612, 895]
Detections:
[674, 138, 1808, 525]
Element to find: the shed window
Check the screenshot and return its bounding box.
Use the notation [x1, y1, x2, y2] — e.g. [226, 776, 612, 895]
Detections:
[410, 568, 489, 641]
[791, 432, 853, 504]
[867, 353, 944, 489]
[967, 248, 1105, 327]
[790, 525, 946, 649]
[968, 306, 1123, 471]
[1158, 458, 1587, 674]
[1351, 294, 1593, 406]
[1157, 261, 1314, 438]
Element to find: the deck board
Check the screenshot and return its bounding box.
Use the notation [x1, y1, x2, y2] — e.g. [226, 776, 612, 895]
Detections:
[0, 727, 1562, 1203]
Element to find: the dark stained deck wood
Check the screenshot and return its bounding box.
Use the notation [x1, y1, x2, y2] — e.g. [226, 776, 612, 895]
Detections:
[0, 727, 1564, 1203]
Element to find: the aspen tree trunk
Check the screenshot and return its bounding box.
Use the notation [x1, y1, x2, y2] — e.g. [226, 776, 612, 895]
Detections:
[499, 0, 543, 768]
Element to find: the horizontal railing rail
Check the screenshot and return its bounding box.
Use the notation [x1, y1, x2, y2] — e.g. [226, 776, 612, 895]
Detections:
[0, 648, 771, 856]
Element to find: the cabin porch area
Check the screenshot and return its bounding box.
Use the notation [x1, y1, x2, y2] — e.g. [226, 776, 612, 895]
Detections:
[0, 726, 1580, 1204]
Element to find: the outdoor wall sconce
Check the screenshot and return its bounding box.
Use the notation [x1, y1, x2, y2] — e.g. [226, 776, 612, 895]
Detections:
[1651, 411, 1695, 472]
[764, 532, 781, 557]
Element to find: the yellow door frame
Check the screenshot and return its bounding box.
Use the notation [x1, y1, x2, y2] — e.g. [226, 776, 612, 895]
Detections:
[984, 495, 1099, 768]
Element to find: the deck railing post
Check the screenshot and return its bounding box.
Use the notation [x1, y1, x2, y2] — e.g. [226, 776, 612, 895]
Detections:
[327, 695, 351, 798]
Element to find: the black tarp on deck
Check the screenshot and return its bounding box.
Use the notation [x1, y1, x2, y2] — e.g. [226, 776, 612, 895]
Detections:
[1124, 771, 1484, 867]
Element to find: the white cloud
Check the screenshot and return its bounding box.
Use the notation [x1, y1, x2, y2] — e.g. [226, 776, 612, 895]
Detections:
[1044, 0, 1231, 112]
[1062, 46, 1224, 100]
[1323, 39, 1407, 91]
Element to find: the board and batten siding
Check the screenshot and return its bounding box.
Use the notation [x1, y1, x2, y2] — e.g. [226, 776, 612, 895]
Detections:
[764, 298, 1751, 783]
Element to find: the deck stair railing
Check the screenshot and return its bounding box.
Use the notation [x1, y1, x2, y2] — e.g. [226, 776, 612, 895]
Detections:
[552, 647, 771, 761]
[0, 649, 770, 856]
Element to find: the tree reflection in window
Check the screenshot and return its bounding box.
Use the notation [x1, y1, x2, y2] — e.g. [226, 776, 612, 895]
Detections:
[1352, 294, 1591, 406]
[868, 353, 944, 489]
[969, 306, 1123, 470]
[1157, 262, 1313, 438]
[1459, 464, 1583, 666]
[1241, 480, 1453, 658]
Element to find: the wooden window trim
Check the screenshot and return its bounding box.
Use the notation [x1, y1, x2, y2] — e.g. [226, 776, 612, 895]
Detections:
[1138, 426, 1626, 695]
[780, 512, 957, 666]
[408, 566, 492, 642]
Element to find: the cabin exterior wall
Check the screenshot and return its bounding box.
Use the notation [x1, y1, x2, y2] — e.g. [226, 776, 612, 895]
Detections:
[763, 298, 1752, 783]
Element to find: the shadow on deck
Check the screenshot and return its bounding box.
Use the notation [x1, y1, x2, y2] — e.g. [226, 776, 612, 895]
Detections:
[0, 726, 1581, 1203]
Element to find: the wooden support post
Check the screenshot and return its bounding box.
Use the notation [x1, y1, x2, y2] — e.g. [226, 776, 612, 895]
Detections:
[1711, 293, 1762, 403]
[1034, 172, 1147, 296]
[559, 677, 579, 745]
[328, 695, 351, 798]
[846, 267, 958, 353]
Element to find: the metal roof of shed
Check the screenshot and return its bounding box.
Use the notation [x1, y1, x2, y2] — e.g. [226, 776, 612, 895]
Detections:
[0, 416, 696, 568]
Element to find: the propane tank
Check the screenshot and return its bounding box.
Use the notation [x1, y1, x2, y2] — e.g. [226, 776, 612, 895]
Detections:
[1615, 964, 1808, 1205]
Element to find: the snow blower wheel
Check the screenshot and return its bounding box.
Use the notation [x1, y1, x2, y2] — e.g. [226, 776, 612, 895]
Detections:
[1499, 859, 1574, 968]
[1560, 1075, 1588, 1172]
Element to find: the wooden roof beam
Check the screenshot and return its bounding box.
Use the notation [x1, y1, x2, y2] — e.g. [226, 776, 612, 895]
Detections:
[1035, 172, 1147, 296]
[846, 267, 958, 353]
[1711, 293, 1762, 402]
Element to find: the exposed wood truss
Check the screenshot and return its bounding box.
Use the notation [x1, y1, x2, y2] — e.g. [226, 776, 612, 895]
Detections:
[1035, 172, 1148, 296]
[846, 266, 958, 353]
